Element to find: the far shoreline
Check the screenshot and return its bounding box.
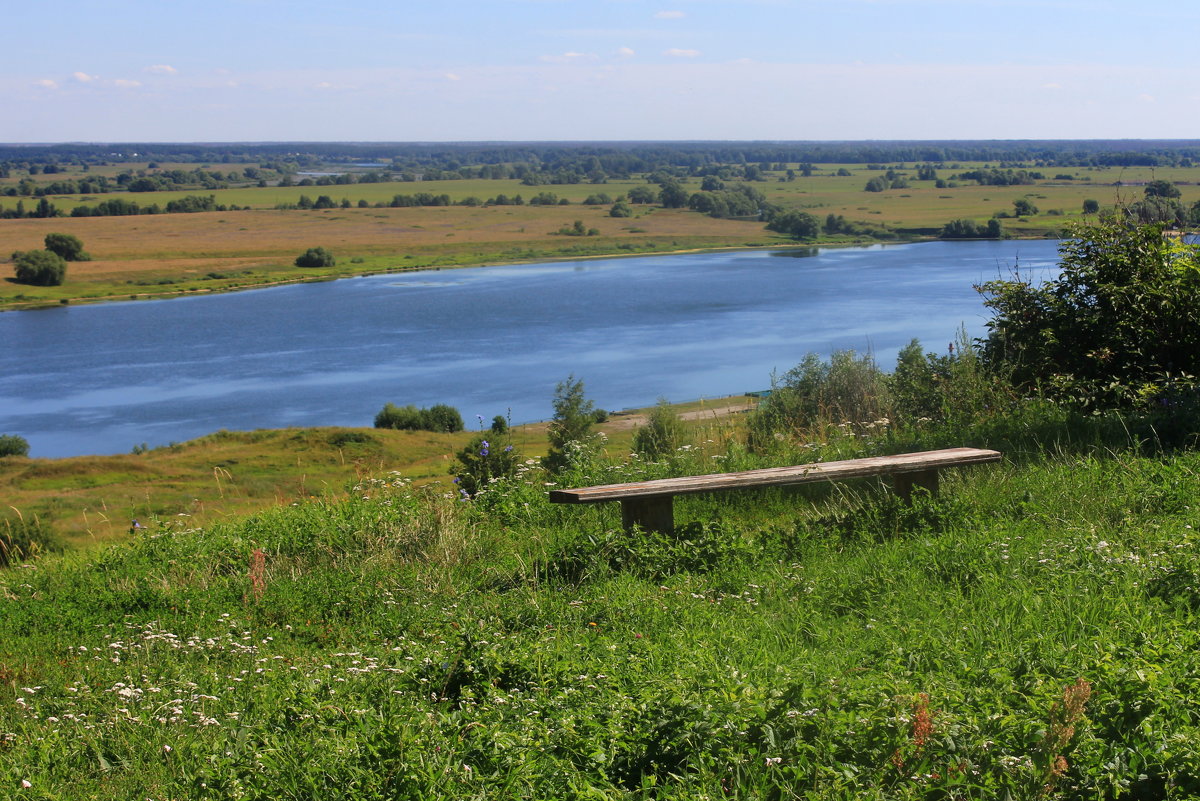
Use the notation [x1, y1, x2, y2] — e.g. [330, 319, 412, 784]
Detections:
[0, 233, 1053, 314]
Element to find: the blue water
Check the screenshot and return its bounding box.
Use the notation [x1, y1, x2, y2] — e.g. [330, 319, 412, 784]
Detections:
[0, 239, 1061, 458]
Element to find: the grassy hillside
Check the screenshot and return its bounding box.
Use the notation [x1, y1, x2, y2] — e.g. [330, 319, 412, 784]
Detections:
[3, 422, 1200, 798]
[0, 398, 750, 550]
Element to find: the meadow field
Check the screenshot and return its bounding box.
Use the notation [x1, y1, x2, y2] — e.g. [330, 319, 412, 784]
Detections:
[4, 403, 1200, 799]
[4, 159, 1197, 310]
[0, 399, 747, 550]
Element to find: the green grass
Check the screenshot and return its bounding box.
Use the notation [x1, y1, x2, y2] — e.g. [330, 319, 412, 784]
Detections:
[3, 422, 1200, 798]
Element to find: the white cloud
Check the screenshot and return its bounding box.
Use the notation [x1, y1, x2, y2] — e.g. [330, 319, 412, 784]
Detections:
[445, 73, 462, 81]
[664, 48, 700, 57]
[1041, 82, 1062, 89]
[617, 46, 635, 57]
[114, 79, 142, 88]
[35, 79, 59, 89]
[539, 51, 598, 63]
[655, 10, 686, 18]
[72, 71, 98, 83]
[145, 64, 178, 75]
[1138, 93, 1156, 102]
[314, 81, 334, 89]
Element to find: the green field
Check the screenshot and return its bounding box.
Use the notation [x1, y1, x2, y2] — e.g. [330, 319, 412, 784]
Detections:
[4, 158, 1200, 311]
[4, 414, 1200, 798]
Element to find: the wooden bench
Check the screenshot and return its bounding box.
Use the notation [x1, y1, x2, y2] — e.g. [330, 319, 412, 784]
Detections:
[548, 447, 1002, 535]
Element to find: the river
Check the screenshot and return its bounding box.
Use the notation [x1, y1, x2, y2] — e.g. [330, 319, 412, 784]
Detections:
[0, 239, 1061, 458]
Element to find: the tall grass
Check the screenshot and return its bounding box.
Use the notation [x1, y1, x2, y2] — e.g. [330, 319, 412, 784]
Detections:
[4, 410, 1200, 798]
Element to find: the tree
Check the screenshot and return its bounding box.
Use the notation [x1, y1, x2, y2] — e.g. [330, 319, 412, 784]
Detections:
[1082, 199, 1100, 215]
[374, 403, 423, 430]
[44, 233, 89, 261]
[0, 434, 29, 457]
[1144, 179, 1181, 199]
[12, 249, 67, 286]
[658, 180, 689, 209]
[627, 186, 658, 204]
[295, 247, 335, 268]
[766, 209, 821, 240]
[609, 200, 633, 218]
[424, 403, 464, 433]
[1125, 196, 1186, 227]
[1012, 198, 1038, 217]
[979, 217, 1200, 409]
[544, 374, 597, 472]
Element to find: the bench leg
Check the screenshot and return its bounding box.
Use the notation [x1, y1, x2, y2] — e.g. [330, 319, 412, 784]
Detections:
[892, 469, 939, 501]
[621, 497, 674, 535]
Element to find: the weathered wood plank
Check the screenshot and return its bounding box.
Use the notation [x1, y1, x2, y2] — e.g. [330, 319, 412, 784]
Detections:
[548, 447, 1000, 505]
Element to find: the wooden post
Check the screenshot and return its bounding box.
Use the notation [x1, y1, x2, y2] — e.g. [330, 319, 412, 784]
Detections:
[621, 496, 674, 535]
[892, 469, 939, 501]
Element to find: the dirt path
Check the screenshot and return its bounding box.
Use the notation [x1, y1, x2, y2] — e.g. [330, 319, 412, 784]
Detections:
[602, 400, 756, 431]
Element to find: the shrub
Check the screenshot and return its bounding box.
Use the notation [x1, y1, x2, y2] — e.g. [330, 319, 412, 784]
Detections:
[12, 250, 67, 286]
[747, 351, 888, 449]
[374, 403, 464, 432]
[609, 200, 633, 218]
[633, 399, 687, 458]
[44, 232, 89, 261]
[490, 415, 509, 434]
[294, 247, 335, 268]
[0, 434, 29, 457]
[452, 434, 521, 496]
[374, 403, 424, 430]
[765, 209, 821, 240]
[545, 375, 598, 473]
[979, 218, 1200, 410]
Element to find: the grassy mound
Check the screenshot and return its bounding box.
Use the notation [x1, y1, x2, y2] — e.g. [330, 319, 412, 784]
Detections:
[3, 440, 1200, 798]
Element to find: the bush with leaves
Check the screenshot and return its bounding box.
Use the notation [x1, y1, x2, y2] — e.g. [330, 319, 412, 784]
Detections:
[765, 209, 821, 240]
[747, 351, 888, 450]
[12, 249, 67, 286]
[0, 434, 29, 457]
[544, 374, 598, 472]
[451, 434, 521, 496]
[294, 247, 335, 268]
[374, 403, 464, 432]
[979, 218, 1200, 409]
[633, 399, 688, 458]
[44, 232, 90, 261]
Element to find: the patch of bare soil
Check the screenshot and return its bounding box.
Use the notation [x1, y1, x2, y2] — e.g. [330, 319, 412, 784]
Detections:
[602, 400, 755, 431]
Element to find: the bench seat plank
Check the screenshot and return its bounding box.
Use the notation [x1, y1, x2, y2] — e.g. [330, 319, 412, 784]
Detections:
[548, 447, 1001, 505]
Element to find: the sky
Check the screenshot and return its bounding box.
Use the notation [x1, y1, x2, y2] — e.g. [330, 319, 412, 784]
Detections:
[4, 0, 1198, 143]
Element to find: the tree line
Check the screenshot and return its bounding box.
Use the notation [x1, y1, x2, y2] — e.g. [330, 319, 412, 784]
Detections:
[9, 140, 1200, 179]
